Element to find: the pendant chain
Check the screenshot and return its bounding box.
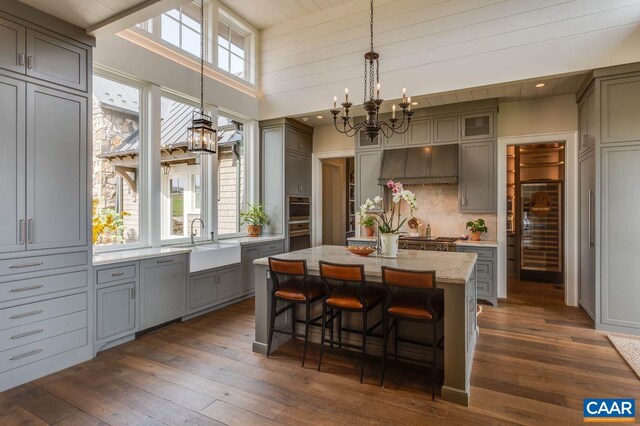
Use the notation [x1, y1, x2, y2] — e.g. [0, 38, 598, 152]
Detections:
[200, 0, 204, 114]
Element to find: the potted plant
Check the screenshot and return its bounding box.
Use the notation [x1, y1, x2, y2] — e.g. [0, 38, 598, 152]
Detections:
[240, 202, 268, 237]
[466, 218, 488, 241]
[359, 179, 417, 258]
[360, 214, 376, 237]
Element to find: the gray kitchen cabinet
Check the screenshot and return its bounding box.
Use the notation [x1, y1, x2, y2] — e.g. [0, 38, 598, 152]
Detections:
[579, 153, 595, 320]
[285, 126, 312, 154]
[600, 146, 640, 330]
[189, 270, 217, 312]
[457, 246, 497, 306]
[241, 245, 260, 293]
[0, 75, 25, 254]
[461, 112, 493, 141]
[356, 150, 383, 210]
[96, 282, 136, 341]
[459, 141, 496, 213]
[26, 84, 87, 250]
[433, 115, 459, 144]
[601, 75, 640, 144]
[140, 255, 187, 329]
[26, 29, 87, 91]
[407, 117, 431, 146]
[216, 264, 241, 302]
[285, 151, 311, 196]
[578, 86, 595, 155]
[0, 17, 26, 74]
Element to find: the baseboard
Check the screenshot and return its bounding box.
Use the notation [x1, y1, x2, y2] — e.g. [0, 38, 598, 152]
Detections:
[441, 385, 469, 406]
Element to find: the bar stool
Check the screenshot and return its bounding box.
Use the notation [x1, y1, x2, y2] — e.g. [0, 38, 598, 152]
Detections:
[267, 258, 328, 367]
[379, 266, 443, 401]
[318, 261, 385, 383]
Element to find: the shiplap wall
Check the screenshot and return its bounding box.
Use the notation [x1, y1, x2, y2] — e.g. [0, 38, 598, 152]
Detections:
[259, 0, 640, 119]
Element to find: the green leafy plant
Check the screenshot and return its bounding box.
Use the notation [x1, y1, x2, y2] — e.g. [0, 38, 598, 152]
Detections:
[360, 215, 376, 228]
[92, 198, 129, 245]
[466, 218, 488, 234]
[240, 202, 268, 226]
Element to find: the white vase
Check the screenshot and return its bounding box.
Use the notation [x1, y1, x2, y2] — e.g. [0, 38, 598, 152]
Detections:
[379, 233, 399, 258]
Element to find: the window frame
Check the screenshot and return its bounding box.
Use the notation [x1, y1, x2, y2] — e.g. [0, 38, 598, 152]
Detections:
[92, 70, 149, 253]
[159, 91, 212, 245]
[217, 18, 247, 81]
[216, 110, 247, 238]
[161, 4, 204, 59]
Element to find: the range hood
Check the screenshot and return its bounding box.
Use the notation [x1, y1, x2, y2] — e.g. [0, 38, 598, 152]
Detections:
[378, 144, 459, 185]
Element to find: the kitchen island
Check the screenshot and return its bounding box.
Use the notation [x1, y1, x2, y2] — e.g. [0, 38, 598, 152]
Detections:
[253, 245, 478, 406]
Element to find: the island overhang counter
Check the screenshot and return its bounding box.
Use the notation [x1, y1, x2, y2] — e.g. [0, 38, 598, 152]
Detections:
[252, 245, 478, 406]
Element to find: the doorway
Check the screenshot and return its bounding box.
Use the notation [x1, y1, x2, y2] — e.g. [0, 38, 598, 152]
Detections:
[497, 132, 578, 307]
[507, 142, 565, 300]
[320, 157, 354, 246]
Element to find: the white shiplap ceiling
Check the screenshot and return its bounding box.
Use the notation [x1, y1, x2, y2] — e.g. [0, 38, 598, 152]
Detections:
[293, 71, 591, 127]
[18, 0, 155, 29]
[219, 0, 357, 30]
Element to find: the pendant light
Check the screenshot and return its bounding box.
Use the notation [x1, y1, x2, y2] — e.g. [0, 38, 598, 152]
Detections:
[187, 0, 217, 154]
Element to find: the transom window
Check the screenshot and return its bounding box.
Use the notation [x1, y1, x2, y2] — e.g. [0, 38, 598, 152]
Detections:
[161, 3, 203, 58]
[218, 20, 246, 79]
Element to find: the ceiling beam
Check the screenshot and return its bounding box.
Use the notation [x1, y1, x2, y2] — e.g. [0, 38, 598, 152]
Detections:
[87, 0, 190, 40]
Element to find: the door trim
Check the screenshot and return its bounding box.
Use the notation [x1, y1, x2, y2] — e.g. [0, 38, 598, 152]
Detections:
[497, 132, 578, 307]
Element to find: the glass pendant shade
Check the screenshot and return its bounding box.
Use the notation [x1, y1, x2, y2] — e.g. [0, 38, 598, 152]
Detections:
[187, 111, 217, 154]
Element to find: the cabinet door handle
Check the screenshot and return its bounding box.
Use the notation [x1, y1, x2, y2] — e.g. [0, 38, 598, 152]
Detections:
[9, 309, 43, 319]
[9, 260, 43, 269]
[588, 189, 594, 248]
[9, 284, 43, 293]
[156, 258, 174, 264]
[18, 52, 25, 67]
[27, 218, 33, 244]
[10, 348, 42, 361]
[18, 218, 24, 245]
[111, 272, 125, 277]
[131, 288, 136, 299]
[27, 55, 33, 69]
[10, 329, 43, 340]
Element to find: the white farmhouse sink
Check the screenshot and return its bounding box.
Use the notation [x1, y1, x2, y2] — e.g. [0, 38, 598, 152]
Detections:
[188, 242, 241, 273]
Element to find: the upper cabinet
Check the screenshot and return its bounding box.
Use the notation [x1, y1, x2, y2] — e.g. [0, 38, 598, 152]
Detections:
[407, 117, 431, 146]
[356, 150, 383, 210]
[433, 115, 459, 144]
[357, 128, 382, 150]
[285, 126, 312, 154]
[0, 17, 26, 74]
[461, 112, 494, 141]
[459, 141, 496, 213]
[601, 75, 640, 144]
[0, 21, 87, 92]
[578, 85, 595, 155]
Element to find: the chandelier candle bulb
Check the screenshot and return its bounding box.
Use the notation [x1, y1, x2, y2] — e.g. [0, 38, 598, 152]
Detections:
[345, 87, 349, 103]
[333, 96, 337, 108]
[407, 97, 411, 111]
[392, 104, 396, 118]
[403, 88, 406, 102]
[376, 82, 380, 98]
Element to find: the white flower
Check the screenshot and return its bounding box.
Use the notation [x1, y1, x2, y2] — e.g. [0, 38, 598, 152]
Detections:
[373, 195, 383, 204]
[392, 193, 401, 204]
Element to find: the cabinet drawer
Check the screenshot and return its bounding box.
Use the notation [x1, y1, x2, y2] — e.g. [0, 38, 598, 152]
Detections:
[0, 328, 86, 373]
[0, 270, 87, 303]
[97, 264, 136, 285]
[477, 278, 491, 295]
[0, 292, 86, 331]
[261, 240, 284, 256]
[0, 310, 86, 352]
[0, 252, 87, 277]
[476, 260, 493, 280]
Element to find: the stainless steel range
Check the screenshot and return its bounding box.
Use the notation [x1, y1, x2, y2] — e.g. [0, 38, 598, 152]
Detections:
[398, 236, 459, 252]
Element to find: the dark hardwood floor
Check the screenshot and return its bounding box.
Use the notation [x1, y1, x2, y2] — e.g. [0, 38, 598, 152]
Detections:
[1, 281, 638, 425]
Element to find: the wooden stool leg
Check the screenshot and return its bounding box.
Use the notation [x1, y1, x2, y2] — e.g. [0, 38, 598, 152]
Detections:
[394, 319, 399, 361]
[338, 312, 342, 349]
[291, 302, 296, 339]
[432, 319, 437, 401]
[267, 295, 277, 358]
[360, 310, 367, 383]
[318, 303, 328, 372]
[380, 311, 389, 387]
[302, 302, 311, 367]
[330, 308, 334, 349]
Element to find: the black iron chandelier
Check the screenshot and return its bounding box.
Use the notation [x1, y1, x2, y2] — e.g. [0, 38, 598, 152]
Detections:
[330, 0, 413, 141]
[187, 0, 217, 154]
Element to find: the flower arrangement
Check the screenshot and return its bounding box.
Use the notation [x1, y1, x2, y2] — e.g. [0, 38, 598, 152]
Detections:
[92, 199, 130, 245]
[359, 179, 417, 234]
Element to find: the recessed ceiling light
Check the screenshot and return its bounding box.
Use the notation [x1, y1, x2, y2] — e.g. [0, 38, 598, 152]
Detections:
[411, 101, 419, 106]
[316, 115, 323, 119]
[301, 117, 309, 122]
[535, 83, 546, 88]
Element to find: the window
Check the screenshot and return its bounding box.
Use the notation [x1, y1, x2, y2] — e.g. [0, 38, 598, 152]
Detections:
[217, 114, 245, 235]
[218, 20, 246, 79]
[160, 95, 206, 240]
[161, 3, 203, 57]
[92, 75, 143, 248]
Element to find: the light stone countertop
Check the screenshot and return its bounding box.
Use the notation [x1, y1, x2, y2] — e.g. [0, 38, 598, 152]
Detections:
[254, 245, 477, 285]
[456, 240, 498, 248]
[93, 247, 193, 266]
[220, 234, 284, 245]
